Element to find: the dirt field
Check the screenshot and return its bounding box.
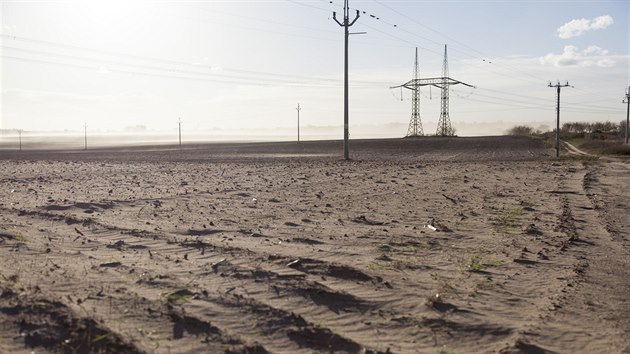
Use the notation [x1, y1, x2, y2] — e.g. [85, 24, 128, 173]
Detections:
[0, 136, 628, 354]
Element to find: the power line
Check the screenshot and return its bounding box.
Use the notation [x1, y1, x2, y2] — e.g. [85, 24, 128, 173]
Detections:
[1, 34, 187, 67]
[187, 3, 338, 35]
[458, 93, 623, 115]
[5, 2, 623, 130]
[455, 95, 546, 111]
[2, 54, 341, 88]
[320, 0, 565, 90]
[286, 0, 332, 13]
[328, 0, 457, 58]
[370, 0, 551, 84]
[179, 9, 340, 43]
[6, 40, 620, 115]
[3, 35, 400, 87]
[355, 21, 443, 57]
[2, 35, 332, 84]
[4, 51, 395, 89]
[470, 90, 623, 114]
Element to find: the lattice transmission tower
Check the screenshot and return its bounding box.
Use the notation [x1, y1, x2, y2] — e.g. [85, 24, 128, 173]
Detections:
[406, 48, 424, 137]
[436, 45, 453, 136]
[392, 45, 474, 137]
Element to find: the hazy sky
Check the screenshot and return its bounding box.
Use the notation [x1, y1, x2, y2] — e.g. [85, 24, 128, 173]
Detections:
[1, 0, 628, 138]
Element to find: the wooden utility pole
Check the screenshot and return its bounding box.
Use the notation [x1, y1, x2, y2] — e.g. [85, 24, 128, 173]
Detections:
[548, 81, 572, 157]
[624, 87, 629, 145]
[333, 0, 360, 160]
[178, 118, 182, 148]
[296, 103, 301, 143]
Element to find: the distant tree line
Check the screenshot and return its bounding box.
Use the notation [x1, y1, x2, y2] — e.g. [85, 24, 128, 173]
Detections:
[506, 120, 627, 139]
[560, 121, 626, 135]
[505, 125, 540, 136]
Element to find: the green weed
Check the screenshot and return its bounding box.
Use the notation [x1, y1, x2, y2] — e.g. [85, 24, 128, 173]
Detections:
[466, 255, 504, 273]
[91, 333, 111, 343]
[162, 289, 194, 303]
[438, 346, 457, 354]
[493, 208, 525, 234]
[166, 294, 192, 303]
[368, 255, 424, 272]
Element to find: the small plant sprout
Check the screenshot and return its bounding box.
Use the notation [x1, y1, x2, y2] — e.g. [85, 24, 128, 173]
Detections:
[466, 255, 504, 273]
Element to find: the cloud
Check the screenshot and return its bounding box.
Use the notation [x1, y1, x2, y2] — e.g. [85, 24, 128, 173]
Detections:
[557, 15, 613, 39]
[540, 45, 616, 68]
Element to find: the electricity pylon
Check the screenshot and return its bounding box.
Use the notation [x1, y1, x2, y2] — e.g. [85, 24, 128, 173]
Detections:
[548, 81, 572, 157]
[436, 45, 453, 136]
[405, 48, 423, 137]
[391, 45, 474, 137]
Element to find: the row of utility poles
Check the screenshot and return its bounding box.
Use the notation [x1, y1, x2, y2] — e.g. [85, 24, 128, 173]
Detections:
[5, 80, 628, 154]
[327, 1, 629, 159]
[4, 0, 627, 158]
[6, 87, 629, 152]
[330, 0, 628, 159]
[10, 120, 172, 151]
[550, 83, 630, 157]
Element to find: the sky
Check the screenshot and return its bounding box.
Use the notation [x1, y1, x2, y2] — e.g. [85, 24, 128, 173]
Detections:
[1, 0, 628, 139]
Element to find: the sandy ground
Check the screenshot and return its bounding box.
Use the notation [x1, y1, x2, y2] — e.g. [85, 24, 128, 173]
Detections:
[0, 136, 628, 354]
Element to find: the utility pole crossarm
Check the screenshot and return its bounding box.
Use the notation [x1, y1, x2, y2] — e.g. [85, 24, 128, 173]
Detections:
[348, 10, 360, 26]
[392, 78, 475, 90]
[548, 81, 572, 89]
[390, 81, 437, 90]
[332, 12, 342, 26]
[446, 78, 475, 88]
[333, 10, 359, 25]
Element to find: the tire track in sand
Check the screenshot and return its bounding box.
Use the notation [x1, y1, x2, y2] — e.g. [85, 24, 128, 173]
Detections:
[0, 206, 417, 353]
[502, 162, 630, 353]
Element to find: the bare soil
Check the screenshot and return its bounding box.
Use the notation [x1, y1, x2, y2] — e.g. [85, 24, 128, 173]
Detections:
[0, 136, 628, 354]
